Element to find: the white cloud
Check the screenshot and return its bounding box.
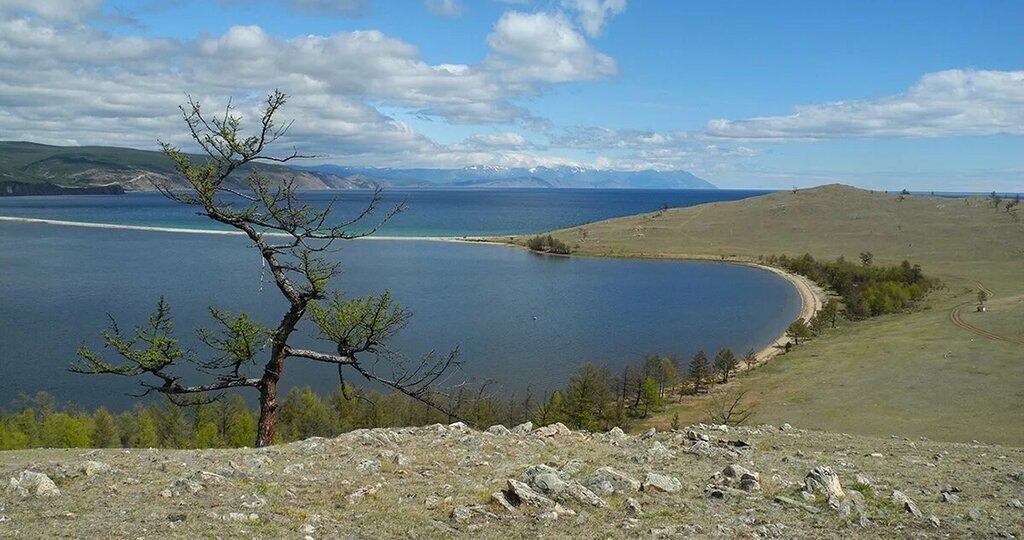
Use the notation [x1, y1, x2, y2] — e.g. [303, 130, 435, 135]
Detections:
[0, 0, 104, 21]
[561, 0, 626, 37]
[465, 131, 530, 148]
[485, 11, 616, 84]
[706, 69, 1024, 140]
[425, 0, 462, 17]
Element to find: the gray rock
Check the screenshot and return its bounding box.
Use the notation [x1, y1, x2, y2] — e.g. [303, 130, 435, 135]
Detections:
[804, 466, 845, 503]
[510, 422, 533, 435]
[686, 430, 710, 442]
[608, 426, 626, 439]
[223, 513, 259, 522]
[891, 490, 923, 518]
[774, 495, 820, 514]
[531, 473, 568, 496]
[639, 428, 657, 440]
[491, 491, 517, 513]
[522, 465, 607, 508]
[506, 479, 557, 509]
[356, 459, 381, 473]
[7, 471, 60, 498]
[80, 461, 112, 477]
[592, 467, 641, 493]
[534, 423, 571, 437]
[642, 473, 681, 493]
[486, 424, 511, 436]
[451, 505, 474, 523]
[584, 479, 615, 496]
[448, 421, 470, 432]
[942, 492, 960, 503]
[624, 497, 642, 516]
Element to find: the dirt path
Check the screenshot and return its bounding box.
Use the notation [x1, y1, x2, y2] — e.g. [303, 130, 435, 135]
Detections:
[949, 294, 1024, 347]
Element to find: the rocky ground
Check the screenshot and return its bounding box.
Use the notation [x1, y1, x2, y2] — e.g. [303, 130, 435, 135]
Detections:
[2, 422, 1022, 539]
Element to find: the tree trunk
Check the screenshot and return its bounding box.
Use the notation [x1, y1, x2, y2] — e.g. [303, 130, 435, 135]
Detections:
[256, 377, 278, 447]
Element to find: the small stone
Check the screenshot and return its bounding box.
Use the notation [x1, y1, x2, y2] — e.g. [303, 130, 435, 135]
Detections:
[781, 423, 792, 431]
[299, 524, 316, 534]
[942, 492, 960, 504]
[891, 490, 923, 518]
[608, 426, 626, 439]
[967, 508, 982, 522]
[774, 495, 820, 514]
[800, 490, 816, 502]
[1009, 499, 1023, 509]
[536, 511, 559, 521]
[642, 473, 681, 493]
[639, 428, 656, 440]
[356, 459, 381, 473]
[624, 497, 642, 515]
[929, 515, 941, 528]
[869, 452, 884, 458]
[451, 506, 474, 523]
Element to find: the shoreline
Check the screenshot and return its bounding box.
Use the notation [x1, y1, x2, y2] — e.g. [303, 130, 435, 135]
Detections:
[1, 215, 825, 366]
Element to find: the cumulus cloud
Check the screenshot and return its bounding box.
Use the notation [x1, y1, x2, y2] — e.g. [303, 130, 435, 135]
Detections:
[561, 0, 626, 37]
[485, 11, 616, 84]
[214, 0, 368, 17]
[706, 69, 1024, 140]
[425, 0, 462, 17]
[0, 9, 627, 169]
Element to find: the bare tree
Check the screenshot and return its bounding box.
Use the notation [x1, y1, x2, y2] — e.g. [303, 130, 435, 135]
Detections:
[704, 389, 754, 426]
[73, 91, 459, 447]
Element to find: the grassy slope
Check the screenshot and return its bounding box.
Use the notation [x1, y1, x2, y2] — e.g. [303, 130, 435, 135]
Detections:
[539, 185, 1024, 445]
[0, 141, 308, 186]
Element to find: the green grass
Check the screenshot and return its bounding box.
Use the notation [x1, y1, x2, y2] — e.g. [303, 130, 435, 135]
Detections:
[511, 184, 1024, 445]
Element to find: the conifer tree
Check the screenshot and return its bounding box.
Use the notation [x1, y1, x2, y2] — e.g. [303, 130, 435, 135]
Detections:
[688, 350, 711, 394]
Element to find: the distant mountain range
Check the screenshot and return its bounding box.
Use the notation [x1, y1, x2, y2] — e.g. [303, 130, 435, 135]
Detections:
[300, 164, 716, 189]
[0, 141, 715, 194]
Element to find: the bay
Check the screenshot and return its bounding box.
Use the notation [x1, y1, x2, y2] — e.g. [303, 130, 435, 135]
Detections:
[0, 189, 799, 410]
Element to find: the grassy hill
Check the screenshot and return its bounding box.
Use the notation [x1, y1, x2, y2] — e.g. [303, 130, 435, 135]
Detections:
[0, 141, 374, 191]
[527, 185, 1024, 445]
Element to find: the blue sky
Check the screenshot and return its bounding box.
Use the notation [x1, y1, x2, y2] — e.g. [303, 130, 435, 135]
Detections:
[2, 0, 1022, 190]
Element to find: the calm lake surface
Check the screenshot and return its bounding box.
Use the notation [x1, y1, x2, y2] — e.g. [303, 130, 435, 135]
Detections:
[0, 189, 799, 410]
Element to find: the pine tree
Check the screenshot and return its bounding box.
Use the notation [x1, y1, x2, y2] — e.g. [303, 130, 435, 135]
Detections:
[688, 350, 711, 394]
[713, 348, 739, 383]
[135, 406, 160, 448]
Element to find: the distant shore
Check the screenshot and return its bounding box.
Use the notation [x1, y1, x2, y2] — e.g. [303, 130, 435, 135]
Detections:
[1, 214, 824, 366]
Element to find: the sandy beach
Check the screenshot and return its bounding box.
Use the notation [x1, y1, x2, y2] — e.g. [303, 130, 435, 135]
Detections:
[742, 262, 827, 367]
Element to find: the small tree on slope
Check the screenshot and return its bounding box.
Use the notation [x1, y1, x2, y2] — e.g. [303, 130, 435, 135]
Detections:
[73, 91, 459, 447]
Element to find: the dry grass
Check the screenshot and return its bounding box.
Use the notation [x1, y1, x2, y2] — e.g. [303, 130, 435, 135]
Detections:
[502, 185, 1024, 445]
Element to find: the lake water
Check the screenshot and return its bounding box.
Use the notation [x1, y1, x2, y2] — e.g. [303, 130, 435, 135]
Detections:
[0, 189, 800, 410]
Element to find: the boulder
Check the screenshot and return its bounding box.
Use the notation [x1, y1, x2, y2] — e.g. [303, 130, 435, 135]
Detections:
[7, 471, 60, 498]
[583, 467, 641, 494]
[642, 473, 681, 493]
[510, 422, 533, 435]
[505, 479, 557, 510]
[608, 426, 626, 439]
[486, 425, 512, 436]
[804, 466, 845, 503]
[80, 461, 112, 477]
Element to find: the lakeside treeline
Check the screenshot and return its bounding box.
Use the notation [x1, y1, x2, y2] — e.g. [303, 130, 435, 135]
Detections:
[0, 347, 749, 449]
[763, 253, 938, 319]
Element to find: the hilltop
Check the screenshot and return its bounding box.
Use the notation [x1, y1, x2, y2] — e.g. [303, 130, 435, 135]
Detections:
[525, 184, 1024, 446]
[2, 422, 1021, 538]
[0, 142, 715, 193]
[0, 142, 375, 192]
